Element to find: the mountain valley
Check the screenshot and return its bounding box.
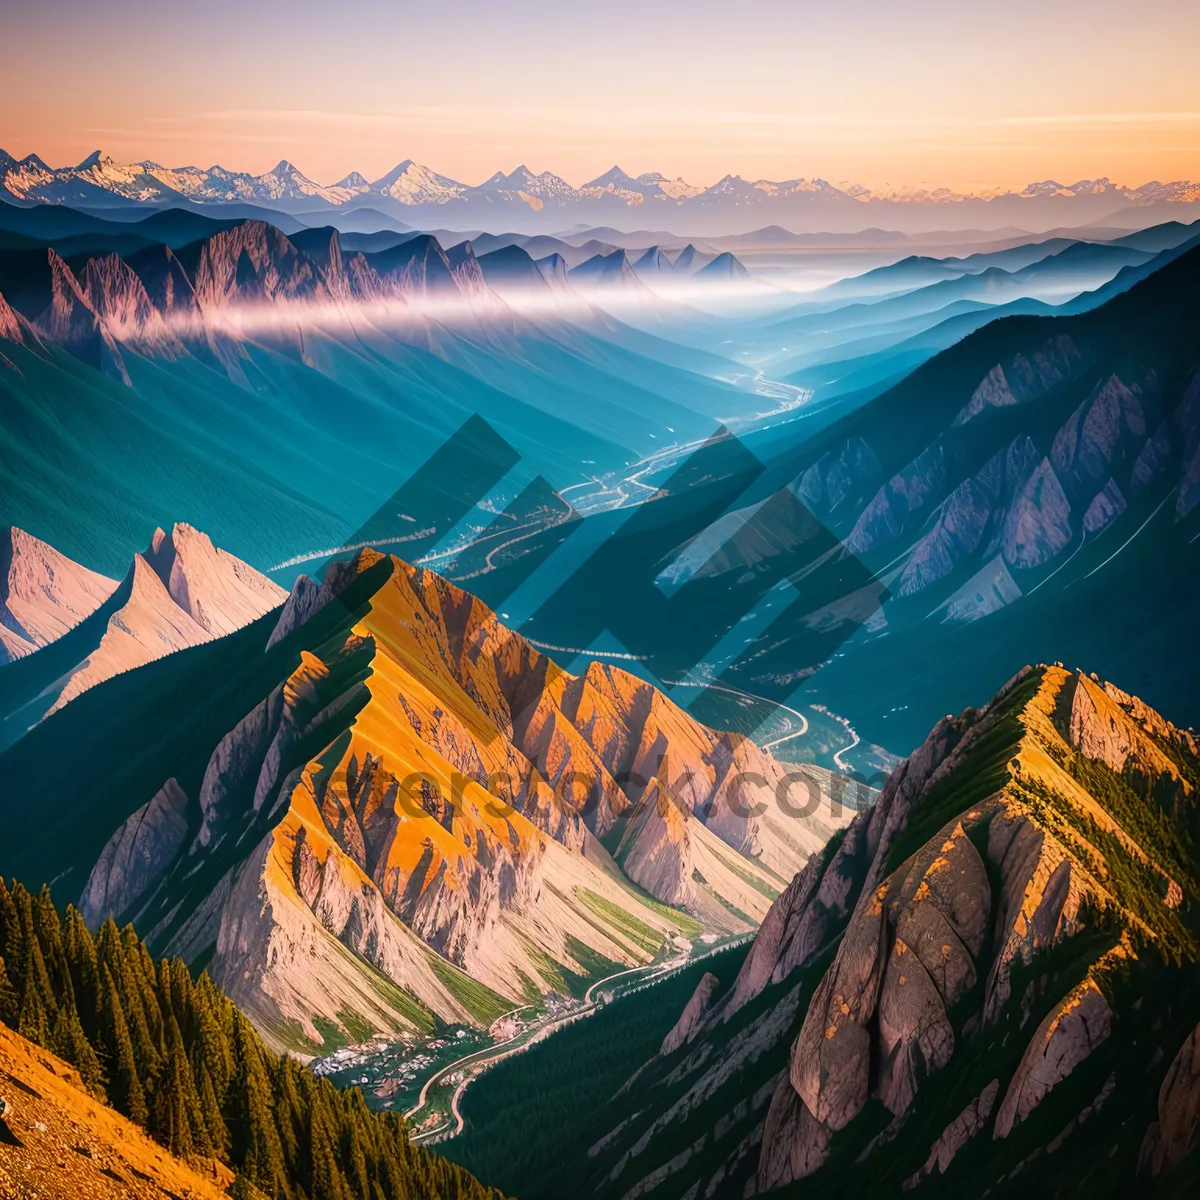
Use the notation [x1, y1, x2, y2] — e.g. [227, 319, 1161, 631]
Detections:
[0, 533, 851, 1060]
[1, 140, 1199, 1200]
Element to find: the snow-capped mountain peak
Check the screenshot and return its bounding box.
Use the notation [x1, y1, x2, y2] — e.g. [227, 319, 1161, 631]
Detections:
[0, 148, 1196, 223]
[368, 160, 468, 205]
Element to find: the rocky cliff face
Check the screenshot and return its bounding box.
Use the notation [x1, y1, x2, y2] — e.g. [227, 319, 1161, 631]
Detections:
[79, 252, 182, 356]
[580, 665, 1200, 1199]
[0, 226, 516, 384]
[38, 546, 851, 1057]
[0, 289, 25, 345]
[79, 778, 190, 928]
[686, 266, 1200, 737]
[853, 350, 1157, 593]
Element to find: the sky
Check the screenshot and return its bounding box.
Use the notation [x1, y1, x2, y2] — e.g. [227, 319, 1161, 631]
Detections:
[3, 0, 1198, 191]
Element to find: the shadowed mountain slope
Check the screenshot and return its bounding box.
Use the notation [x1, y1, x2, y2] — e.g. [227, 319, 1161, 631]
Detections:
[662, 242, 1200, 766]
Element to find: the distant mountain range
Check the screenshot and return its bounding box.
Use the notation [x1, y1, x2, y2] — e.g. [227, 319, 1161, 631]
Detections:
[4, 151, 1199, 234]
[682, 237, 1200, 765]
[0, 216, 754, 399]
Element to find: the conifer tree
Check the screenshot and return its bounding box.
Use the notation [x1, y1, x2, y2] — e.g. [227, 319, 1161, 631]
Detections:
[272, 1056, 306, 1181]
[193, 973, 233, 1091]
[104, 925, 163, 1085]
[0, 880, 18, 965]
[33, 885, 75, 1012]
[51, 1003, 106, 1094]
[0, 879, 502, 1200]
[308, 1087, 351, 1200]
[62, 906, 102, 1036]
[99, 961, 148, 1126]
[230, 1010, 286, 1198]
[342, 1113, 371, 1200]
[197, 1058, 232, 1158]
[0, 954, 17, 1027]
[153, 1014, 210, 1159]
[16, 924, 55, 1047]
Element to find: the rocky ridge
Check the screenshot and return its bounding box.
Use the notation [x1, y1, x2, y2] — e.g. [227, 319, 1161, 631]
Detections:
[4, 541, 851, 1057]
[0, 222, 751, 386]
[579, 664, 1200, 1199]
[4, 150, 1198, 221]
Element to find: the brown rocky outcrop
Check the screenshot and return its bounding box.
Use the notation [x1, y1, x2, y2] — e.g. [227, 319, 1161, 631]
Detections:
[876, 823, 990, 1114]
[755, 1080, 833, 1191]
[621, 784, 696, 906]
[191, 222, 324, 310]
[789, 884, 889, 1131]
[719, 703, 979, 1027]
[46, 553, 213, 715]
[0, 289, 23, 343]
[846, 442, 947, 556]
[904, 1079, 1000, 1187]
[953, 336, 1080, 426]
[993, 977, 1113, 1139]
[79, 252, 183, 355]
[1081, 477, 1127, 534]
[72, 545, 828, 1053]
[8, 524, 285, 726]
[266, 572, 331, 648]
[747, 664, 1197, 1185]
[1051, 373, 1145, 488]
[144, 522, 287, 637]
[1001, 457, 1073, 569]
[0, 526, 117, 663]
[1069, 669, 1190, 785]
[578, 663, 1200, 1199]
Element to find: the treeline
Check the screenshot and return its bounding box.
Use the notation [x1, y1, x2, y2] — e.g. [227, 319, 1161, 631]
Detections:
[0, 879, 504, 1200]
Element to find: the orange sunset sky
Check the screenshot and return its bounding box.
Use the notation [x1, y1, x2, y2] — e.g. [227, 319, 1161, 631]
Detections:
[2, 0, 1198, 191]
